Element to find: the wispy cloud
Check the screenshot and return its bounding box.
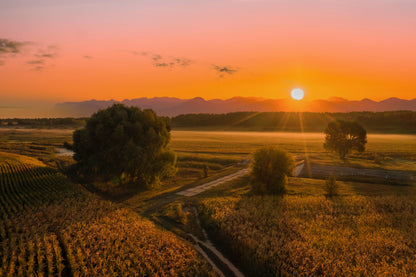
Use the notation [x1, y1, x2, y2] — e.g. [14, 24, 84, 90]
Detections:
[213, 65, 239, 78]
[32, 66, 44, 71]
[0, 39, 30, 54]
[126, 50, 147, 56]
[26, 60, 44, 65]
[129, 50, 193, 69]
[83, 55, 93, 59]
[27, 45, 58, 71]
[0, 38, 59, 71]
[127, 49, 240, 78]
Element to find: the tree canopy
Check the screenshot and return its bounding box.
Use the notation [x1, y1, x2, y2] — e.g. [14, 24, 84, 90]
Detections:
[71, 104, 176, 189]
[250, 146, 295, 195]
[323, 120, 367, 159]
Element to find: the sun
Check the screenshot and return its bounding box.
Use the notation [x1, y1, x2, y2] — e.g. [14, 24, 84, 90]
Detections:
[291, 88, 304, 100]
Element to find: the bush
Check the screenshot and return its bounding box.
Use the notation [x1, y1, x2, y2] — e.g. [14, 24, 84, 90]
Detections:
[71, 104, 176, 189]
[325, 175, 337, 197]
[202, 164, 209, 178]
[250, 146, 295, 195]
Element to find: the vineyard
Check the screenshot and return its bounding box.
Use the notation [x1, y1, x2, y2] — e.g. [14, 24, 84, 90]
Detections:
[0, 152, 214, 276]
[199, 188, 416, 276]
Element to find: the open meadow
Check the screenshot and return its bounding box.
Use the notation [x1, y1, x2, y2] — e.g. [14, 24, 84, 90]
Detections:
[2, 128, 415, 172]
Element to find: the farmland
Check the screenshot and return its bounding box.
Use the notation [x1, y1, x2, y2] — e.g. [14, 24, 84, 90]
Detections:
[0, 152, 214, 276]
[197, 177, 416, 276]
[1, 128, 415, 172]
[0, 128, 416, 276]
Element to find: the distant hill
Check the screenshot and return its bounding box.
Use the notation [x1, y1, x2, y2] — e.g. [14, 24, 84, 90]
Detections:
[54, 97, 416, 117]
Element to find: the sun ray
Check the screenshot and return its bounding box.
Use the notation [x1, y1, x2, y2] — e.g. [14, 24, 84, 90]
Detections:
[277, 112, 292, 131]
[298, 111, 312, 177]
[226, 112, 262, 130]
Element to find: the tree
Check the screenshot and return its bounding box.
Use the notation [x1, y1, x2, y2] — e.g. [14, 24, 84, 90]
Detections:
[250, 146, 295, 195]
[71, 104, 176, 189]
[323, 120, 367, 159]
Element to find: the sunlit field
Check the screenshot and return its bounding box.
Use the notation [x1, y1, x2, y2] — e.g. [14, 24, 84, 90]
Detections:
[196, 176, 416, 276]
[1, 128, 415, 276]
[0, 152, 214, 276]
[171, 131, 416, 172]
[1, 129, 415, 175]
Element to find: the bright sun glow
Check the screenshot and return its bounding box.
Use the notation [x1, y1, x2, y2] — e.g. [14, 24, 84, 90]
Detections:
[291, 88, 304, 100]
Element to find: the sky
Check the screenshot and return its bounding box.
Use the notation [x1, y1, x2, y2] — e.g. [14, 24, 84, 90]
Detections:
[1, 0, 416, 109]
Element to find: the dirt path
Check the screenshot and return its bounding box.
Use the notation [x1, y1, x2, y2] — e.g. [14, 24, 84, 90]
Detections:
[176, 161, 305, 197]
[176, 168, 250, 197]
[141, 161, 305, 276]
[139, 167, 250, 277]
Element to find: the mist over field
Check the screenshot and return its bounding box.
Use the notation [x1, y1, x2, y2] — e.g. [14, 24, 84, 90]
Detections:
[1, 0, 416, 276]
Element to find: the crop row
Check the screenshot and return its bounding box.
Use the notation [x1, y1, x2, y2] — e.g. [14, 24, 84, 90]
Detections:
[199, 195, 416, 276]
[0, 162, 213, 276]
[0, 163, 70, 215]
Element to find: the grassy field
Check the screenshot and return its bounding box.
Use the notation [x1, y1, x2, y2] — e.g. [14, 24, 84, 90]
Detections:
[1, 128, 415, 172]
[0, 152, 214, 276]
[171, 131, 416, 172]
[195, 176, 416, 276]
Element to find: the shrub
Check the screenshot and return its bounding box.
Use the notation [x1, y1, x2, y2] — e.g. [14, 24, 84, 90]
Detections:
[203, 164, 209, 178]
[250, 146, 295, 195]
[374, 153, 384, 164]
[325, 175, 337, 196]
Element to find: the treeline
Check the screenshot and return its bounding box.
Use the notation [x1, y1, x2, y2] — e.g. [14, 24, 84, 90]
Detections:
[171, 111, 416, 133]
[0, 118, 87, 127]
[2, 111, 416, 133]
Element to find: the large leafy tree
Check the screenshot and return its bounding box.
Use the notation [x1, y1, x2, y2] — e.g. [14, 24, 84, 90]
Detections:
[250, 146, 295, 195]
[324, 120, 367, 159]
[72, 104, 176, 189]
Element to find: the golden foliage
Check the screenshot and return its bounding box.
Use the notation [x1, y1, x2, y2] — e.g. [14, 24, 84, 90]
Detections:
[200, 194, 416, 276]
[0, 161, 212, 276]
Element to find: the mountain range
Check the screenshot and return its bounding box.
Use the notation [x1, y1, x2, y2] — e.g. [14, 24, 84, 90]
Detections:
[54, 97, 416, 117]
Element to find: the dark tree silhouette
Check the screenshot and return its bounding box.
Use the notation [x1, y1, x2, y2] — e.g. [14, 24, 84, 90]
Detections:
[250, 146, 295, 195]
[71, 104, 176, 189]
[324, 120, 367, 159]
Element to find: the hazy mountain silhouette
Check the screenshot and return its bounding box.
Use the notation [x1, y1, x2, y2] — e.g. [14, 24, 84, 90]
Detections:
[54, 97, 416, 117]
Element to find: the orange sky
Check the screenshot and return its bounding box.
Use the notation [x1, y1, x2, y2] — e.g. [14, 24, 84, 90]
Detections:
[1, 0, 415, 106]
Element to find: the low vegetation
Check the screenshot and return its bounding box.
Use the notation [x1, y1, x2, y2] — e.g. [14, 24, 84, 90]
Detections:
[325, 175, 338, 196]
[198, 177, 416, 276]
[250, 147, 294, 195]
[0, 152, 214, 276]
[1, 127, 416, 276]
